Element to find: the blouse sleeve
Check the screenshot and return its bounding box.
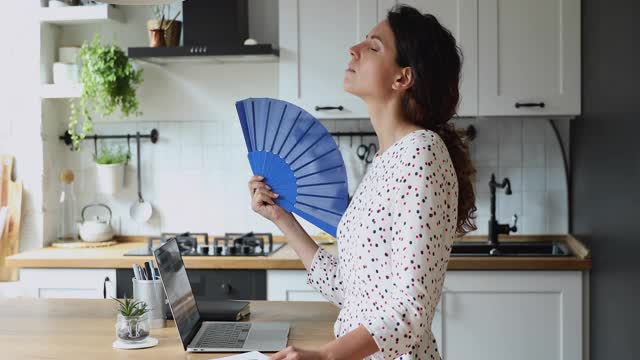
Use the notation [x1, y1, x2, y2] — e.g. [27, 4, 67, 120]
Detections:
[362, 137, 456, 359]
[306, 246, 345, 308]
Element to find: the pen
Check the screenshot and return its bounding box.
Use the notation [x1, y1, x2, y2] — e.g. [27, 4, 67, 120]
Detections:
[137, 264, 147, 280]
[149, 260, 157, 280]
[133, 264, 141, 280]
[144, 261, 153, 281]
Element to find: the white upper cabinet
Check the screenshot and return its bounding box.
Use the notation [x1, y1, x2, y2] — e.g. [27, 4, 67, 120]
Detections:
[279, 0, 376, 119]
[279, 0, 580, 119]
[378, 0, 478, 117]
[478, 0, 581, 116]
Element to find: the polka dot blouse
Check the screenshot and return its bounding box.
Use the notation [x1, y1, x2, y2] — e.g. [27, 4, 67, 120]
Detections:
[307, 129, 459, 360]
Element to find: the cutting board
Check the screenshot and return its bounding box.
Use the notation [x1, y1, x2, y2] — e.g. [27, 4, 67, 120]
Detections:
[0, 155, 23, 281]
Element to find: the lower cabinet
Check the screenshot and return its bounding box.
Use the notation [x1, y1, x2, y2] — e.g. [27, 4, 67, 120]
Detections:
[116, 269, 267, 301]
[267, 270, 327, 301]
[438, 271, 583, 360]
[268, 270, 585, 360]
[20, 268, 116, 299]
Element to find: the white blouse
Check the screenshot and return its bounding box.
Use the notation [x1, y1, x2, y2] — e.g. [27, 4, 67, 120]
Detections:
[307, 129, 459, 360]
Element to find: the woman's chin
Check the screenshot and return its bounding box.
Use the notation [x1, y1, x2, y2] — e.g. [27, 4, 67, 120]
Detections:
[343, 80, 360, 97]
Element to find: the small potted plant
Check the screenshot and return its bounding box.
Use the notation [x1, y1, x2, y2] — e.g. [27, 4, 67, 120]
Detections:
[68, 34, 143, 149]
[95, 144, 129, 194]
[113, 297, 151, 343]
[147, 5, 181, 47]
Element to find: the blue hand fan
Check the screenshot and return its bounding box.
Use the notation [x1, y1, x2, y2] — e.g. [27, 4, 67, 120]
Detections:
[235, 97, 348, 237]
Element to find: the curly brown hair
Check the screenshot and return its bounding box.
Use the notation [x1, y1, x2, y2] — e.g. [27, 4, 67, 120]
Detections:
[387, 5, 477, 236]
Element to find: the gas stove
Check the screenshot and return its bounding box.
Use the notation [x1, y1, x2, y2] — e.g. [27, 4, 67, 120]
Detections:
[124, 232, 285, 257]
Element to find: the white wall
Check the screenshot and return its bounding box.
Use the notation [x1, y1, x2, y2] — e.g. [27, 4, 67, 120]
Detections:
[0, 2, 42, 251]
[34, 5, 569, 247]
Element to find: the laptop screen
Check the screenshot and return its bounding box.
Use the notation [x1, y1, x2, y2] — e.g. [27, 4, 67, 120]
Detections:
[154, 239, 201, 349]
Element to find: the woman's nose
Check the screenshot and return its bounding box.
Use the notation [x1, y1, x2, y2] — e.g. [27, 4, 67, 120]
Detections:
[349, 43, 362, 60]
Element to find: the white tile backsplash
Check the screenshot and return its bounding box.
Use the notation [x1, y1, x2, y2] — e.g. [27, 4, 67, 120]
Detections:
[522, 167, 546, 191]
[58, 116, 569, 237]
[523, 142, 545, 167]
[466, 118, 569, 235]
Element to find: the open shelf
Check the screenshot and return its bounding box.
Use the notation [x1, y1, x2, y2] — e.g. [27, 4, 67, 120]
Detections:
[38, 4, 124, 25]
[40, 84, 81, 99]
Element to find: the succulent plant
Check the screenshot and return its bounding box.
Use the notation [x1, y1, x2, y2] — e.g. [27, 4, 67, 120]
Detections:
[113, 296, 149, 317]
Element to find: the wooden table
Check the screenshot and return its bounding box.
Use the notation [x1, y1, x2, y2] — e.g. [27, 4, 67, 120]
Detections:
[0, 299, 339, 359]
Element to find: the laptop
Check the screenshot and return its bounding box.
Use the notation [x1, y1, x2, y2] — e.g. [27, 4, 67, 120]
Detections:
[153, 239, 290, 352]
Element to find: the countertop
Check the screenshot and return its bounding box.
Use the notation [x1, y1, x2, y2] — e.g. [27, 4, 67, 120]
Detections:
[6, 234, 592, 270]
[0, 298, 338, 359]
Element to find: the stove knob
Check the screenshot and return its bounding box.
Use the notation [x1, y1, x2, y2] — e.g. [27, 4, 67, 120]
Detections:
[228, 246, 237, 255]
[241, 245, 253, 255]
[215, 246, 223, 255]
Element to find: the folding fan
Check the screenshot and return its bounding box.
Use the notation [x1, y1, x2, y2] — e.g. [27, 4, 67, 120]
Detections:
[235, 97, 348, 237]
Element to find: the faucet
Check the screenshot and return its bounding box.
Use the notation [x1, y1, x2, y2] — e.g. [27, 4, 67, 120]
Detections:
[488, 173, 518, 248]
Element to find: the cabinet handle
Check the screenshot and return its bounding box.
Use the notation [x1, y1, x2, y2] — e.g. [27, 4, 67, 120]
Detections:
[515, 102, 545, 109]
[315, 105, 344, 111]
[103, 276, 111, 299]
[220, 283, 232, 295]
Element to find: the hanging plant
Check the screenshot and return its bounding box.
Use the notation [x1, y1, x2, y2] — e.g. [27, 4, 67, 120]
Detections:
[68, 34, 143, 149]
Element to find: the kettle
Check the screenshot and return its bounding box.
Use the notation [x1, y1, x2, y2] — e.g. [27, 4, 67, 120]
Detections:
[78, 203, 115, 242]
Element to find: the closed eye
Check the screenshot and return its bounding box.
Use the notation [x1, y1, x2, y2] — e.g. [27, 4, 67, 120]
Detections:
[369, 47, 378, 52]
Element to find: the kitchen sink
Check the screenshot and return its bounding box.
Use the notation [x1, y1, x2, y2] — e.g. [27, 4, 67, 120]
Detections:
[450, 241, 572, 257]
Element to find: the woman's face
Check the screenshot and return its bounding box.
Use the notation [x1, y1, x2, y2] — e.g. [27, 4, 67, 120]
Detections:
[344, 20, 404, 100]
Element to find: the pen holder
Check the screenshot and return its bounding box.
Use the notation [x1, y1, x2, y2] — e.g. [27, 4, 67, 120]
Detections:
[132, 278, 166, 329]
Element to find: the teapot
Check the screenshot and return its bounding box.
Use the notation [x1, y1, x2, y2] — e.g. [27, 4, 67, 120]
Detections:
[78, 203, 115, 242]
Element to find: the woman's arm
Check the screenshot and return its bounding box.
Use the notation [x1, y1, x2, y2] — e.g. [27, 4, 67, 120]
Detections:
[277, 212, 346, 308]
[249, 175, 345, 307]
[274, 213, 319, 271]
[270, 325, 379, 360]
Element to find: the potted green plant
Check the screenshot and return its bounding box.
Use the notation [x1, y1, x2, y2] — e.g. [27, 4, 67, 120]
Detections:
[95, 144, 129, 194]
[113, 297, 150, 343]
[68, 35, 143, 149]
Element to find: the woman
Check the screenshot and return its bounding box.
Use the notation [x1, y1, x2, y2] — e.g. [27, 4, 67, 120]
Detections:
[248, 5, 477, 360]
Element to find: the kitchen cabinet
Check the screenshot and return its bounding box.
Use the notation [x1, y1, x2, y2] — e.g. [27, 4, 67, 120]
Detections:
[478, 0, 581, 116]
[280, 0, 580, 118]
[377, 0, 478, 117]
[269, 270, 584, 360]
[439, 271, 583, 360]
[116, 269, 267, 301]
[20, 268, 116, 299]
[279, 0, 376, 119]
[267, 270, 326, 301]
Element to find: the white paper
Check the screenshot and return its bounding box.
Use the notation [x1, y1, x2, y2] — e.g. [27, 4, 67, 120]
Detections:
[211, 351, 269, 360]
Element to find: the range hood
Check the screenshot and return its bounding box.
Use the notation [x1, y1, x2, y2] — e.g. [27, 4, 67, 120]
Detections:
[128, 0, 278, 64]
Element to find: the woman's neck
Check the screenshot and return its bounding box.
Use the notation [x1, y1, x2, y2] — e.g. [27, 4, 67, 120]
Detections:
[367, 99, 424, 156]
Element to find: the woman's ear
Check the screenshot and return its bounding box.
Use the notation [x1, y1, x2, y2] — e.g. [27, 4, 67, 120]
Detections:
[392, 67, 414, 91]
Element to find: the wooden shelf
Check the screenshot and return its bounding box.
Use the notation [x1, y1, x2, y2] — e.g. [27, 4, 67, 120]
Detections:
[40, 83, 81, 99]
[38, 4, 124, 25]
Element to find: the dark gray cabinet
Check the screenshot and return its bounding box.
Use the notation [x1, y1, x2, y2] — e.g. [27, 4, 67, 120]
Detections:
[116, 269, 267, 300]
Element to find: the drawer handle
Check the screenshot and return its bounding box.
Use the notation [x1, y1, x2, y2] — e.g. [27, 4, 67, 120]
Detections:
[103, 276, 111, 299]
[515, 102, 545, 109]
[315, 105, 344, 111]
[220, 283, 232, 295]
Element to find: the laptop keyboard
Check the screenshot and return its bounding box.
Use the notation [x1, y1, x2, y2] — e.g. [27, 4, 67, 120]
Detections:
[194, 323, 252, 348]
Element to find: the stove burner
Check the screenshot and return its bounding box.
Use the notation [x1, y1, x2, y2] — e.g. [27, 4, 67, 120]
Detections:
[212, 232, 274, 256]
[124, 231, 282, 257]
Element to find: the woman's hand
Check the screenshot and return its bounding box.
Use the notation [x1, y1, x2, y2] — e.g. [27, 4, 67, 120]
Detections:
[269, 346, 330, 360]
[248, 175, 291, 224]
